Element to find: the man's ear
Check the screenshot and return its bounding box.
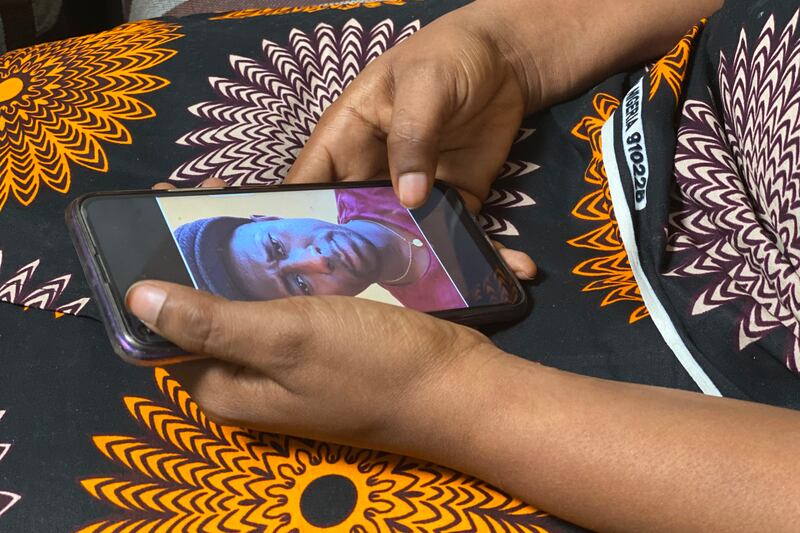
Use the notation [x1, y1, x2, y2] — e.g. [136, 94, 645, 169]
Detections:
[250, 215, 282, 222]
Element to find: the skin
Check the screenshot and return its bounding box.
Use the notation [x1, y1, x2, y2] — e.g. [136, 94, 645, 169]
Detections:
[134, 1, 800, 531]
[225, 216, 424, 299]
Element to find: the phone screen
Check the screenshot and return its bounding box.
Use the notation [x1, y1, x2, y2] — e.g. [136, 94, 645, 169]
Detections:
[80, 183, 523, 348]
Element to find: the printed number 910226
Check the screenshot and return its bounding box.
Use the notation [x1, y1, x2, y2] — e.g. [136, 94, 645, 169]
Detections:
[626, 132, 647, 204]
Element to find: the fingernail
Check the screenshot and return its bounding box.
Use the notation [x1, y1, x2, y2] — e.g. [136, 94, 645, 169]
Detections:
[398, 172, 428, 207]
[127, 283, 167, 326]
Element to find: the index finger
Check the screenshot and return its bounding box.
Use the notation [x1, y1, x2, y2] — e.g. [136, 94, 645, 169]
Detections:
[286, 108, 389, 185]
[284, 123, 337, 184]
[286, 68, 393, 184]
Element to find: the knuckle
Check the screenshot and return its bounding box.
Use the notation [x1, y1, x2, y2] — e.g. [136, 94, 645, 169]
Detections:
[397, 56, 445, 80]
[197, 394, 238, 426]
[357, 61, 395, 95]
[387, 116, 438, 151]
[191, 375, 243, 426]
[388, 123, 430, 147]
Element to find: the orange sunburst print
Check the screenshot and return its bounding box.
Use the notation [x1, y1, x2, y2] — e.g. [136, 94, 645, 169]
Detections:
[648, 21, 706, 103]
[0, 21, 181, 212]
[212, 1, 407, 20]
[80, 368, 565, 532]
[568, 93, 648, 324]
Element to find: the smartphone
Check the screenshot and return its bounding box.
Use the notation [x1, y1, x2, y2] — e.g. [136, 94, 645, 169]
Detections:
[67, 181, 528, 364]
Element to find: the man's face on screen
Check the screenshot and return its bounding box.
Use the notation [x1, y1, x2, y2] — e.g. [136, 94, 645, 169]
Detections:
[227, 217, 382, 300]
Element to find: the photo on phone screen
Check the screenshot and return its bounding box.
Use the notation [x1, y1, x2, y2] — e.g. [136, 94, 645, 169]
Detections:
[154, 185, 507, 312]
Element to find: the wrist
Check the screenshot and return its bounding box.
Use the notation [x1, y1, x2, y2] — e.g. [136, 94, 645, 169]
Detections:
[456, 0, 550, 114]
[383, 340, 525, 472]
[468, 0, 723, 113]
[462, 0, 586, 113]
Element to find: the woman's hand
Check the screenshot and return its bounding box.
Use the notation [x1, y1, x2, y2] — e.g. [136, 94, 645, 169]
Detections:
[285, 1, 535, 211]
[127, 280, 507, 455]
[285, 0, 726, 213]
[142, 180, 527, 448]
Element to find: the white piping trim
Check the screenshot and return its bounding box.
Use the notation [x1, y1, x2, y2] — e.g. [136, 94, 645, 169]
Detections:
[601, 116, 722, 396]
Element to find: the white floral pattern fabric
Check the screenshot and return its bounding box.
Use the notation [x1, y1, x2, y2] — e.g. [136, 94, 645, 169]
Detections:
[668, 11, 800, 371]
[171, 18, 541, 238]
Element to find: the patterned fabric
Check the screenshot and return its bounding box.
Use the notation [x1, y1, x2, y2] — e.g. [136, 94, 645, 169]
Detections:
[211, 1, 407, 20]
[566, 20, 706, 324]
[80, 368, 563, 532]
[126, 0, 392, 20]
[597, 1, 800, 405]
[669, 11, 800, 371]
[478, 129, 540, 237]
[0, 20, 181, 212]
[0, 250, 89, 316]
[170, 17, 419, 186]
[568, 93, 647, 324]
[169, 15, 540, 238]
[648, 22, 705, 104]
[0, 410, 21, 521]
[1, 0, 797, 529]
[0, 2, 599, 529]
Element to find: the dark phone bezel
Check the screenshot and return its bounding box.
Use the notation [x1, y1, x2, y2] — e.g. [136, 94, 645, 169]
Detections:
[66, 180, 529, 365]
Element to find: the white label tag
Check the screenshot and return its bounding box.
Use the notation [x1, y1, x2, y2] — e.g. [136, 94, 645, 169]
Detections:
[620, 77, 650, 211]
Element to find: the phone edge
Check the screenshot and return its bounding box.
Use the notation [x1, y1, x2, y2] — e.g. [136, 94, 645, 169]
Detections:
[66, 182, 530, 363]
[65, 193, 193, 366]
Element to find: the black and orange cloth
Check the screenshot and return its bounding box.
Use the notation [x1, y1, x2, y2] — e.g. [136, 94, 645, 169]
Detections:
[0, 0, 798, 529]
[597, 1, 800, 407]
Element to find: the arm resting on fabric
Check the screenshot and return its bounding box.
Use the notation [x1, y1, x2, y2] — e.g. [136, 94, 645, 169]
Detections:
[397, 345, 800, 532]
[469, 0, 725, 111]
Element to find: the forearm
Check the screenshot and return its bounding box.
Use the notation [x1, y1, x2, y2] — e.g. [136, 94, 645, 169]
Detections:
[419, 349, 800, 532]
[469, 0, 724, 110]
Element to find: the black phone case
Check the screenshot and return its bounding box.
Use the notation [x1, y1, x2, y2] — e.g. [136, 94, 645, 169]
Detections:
[66, 181, 529, 365]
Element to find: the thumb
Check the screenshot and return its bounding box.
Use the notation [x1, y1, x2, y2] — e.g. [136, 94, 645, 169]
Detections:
[126, 281, 292, 365]
[387, 69, 451, 208]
